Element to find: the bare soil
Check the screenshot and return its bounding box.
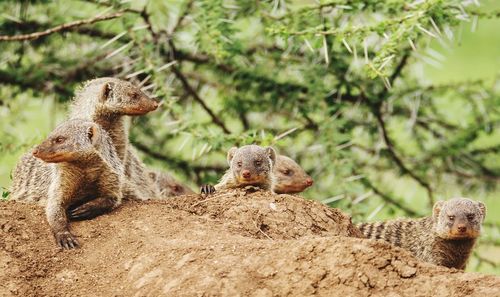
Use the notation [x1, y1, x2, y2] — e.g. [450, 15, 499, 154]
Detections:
[1, 189, 499, 297]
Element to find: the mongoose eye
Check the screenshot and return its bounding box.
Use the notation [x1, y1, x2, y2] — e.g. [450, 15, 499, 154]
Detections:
[54, 136, 65, 144]
[283, 169, 293, 176]
[448, 215, 455, 220]
[254, 160, 262, 167]
[466, 214, 475, 220]
[237, 161, 242, 168]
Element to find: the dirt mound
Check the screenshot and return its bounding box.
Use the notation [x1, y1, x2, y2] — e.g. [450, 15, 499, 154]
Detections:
[1, 191, 499, 297]
[168, 189, 363, 239]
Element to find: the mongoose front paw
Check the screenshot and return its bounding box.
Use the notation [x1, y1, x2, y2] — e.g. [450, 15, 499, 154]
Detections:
[68, 199, 113, 221]
[55, 231, 79, 250]
[68, 204, 97, 220]
[200, 184, 216, 197]
[243, 185, 261, 192]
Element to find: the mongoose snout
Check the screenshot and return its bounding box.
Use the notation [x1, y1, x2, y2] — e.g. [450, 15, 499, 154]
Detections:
[242, 169, 251, 179]
[122, 94, 159, 115]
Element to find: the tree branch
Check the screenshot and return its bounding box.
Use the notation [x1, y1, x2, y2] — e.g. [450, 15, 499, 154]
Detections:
[0, 11, 124, 41]
[361, 178, 421, 217]
[131, 140, 226, 173]
[373, 108, 434, 206]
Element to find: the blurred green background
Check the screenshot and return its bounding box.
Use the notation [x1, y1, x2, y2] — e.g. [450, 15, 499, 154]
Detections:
[0, 0, 498, 274]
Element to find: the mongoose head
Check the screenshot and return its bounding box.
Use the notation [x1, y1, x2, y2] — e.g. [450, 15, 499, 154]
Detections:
[433, 198, 486, 240]
[273, 155, 313, 194]
[90, 78, 159, 116]
[32, 119, 102, 163]
[148, 170, 194, 197]
[228, 145, 277, 187]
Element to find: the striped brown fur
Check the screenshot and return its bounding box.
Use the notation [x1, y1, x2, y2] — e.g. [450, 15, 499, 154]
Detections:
[357, 198, 486, 269]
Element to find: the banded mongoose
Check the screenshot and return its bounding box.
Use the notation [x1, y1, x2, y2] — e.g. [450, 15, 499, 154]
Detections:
[200, 145, 277, 196]
[357, 198, 486, 269]
[273, 155, 313, 194]
[69, 77, 160, 200]
[147, 170, 195, 198]
[11, 119, 124, 249]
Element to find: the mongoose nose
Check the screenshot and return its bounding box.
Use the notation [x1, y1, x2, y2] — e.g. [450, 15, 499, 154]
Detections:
[242, 170, 251, 179]
[151, 100, 159, 109]
[305, 177, 313, 186]
[457, 226, 467, 233]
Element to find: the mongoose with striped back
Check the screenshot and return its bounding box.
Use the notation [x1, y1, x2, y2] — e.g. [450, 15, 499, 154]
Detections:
[68, 77, 160, 200]
[10, 119, 124, 249]
[200, 145, 277, 196]
[357, 198, 486, 269]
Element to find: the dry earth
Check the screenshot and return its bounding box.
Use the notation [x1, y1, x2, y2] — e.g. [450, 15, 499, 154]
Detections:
[1, 189, 499, 297]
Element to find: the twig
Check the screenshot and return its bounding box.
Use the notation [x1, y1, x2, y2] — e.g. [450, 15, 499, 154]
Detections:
[0, 12, 124, 41]
[169, 0, 195, 35]
[170, 65, 231, 134]
[361, 178, 421, 217]
[131, 140, 226, 172]
[473, 251, 498, 268]
[254, 220, 273, 240]
[373, 108, 434, 206]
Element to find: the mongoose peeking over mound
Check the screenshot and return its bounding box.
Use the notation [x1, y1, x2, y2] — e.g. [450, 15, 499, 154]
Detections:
[200, 145, 277, 196]
[11, 119, 124, 249]
[147, 170, 195, 198]
[69, 77, 160, 200]
[357, 197, 486, 269]
[273, 155, 313, 194]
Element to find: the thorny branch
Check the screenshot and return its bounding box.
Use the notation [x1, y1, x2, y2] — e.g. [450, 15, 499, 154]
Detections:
[131, 140, 226, 173]
[0, 11, 124, 41]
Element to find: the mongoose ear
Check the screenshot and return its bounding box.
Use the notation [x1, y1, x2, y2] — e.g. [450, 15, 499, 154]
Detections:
[433, 200, 445, 218]
[87, 124, 99, 144]
[99, 82, 114, 102]
[227, 147, 238, 165]
[266, 147, 277, 166]
[477, 201, 486, 221]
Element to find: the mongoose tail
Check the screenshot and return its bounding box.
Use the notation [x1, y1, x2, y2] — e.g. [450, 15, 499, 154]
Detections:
[358, 198, 486, 269]
[273, 155, 313, 194]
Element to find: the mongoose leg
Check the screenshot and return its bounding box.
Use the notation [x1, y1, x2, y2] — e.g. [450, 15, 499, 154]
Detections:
[46, 198, 79, 249]
[68, 196, 119, 221]
[200, 184, 216, 197]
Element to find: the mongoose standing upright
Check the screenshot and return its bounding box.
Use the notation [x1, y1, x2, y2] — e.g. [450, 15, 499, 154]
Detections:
[200, 145, 277, 196]
[10, 119, 124, 249]
[147, 169, 195, 198]
[357, 198, 486, 269]
[69, 77, 160, 200]
[273, 155, 313, 194]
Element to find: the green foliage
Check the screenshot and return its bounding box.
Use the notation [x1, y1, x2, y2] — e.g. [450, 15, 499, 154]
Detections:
[0, 0, 499, 274]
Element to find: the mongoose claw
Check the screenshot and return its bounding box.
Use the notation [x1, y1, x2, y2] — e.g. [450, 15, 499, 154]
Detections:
[68, 204, 97, 221]
[55, 231, 80, 250]
[68, 198, 114, 221]
[200, 184, 216, 197]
